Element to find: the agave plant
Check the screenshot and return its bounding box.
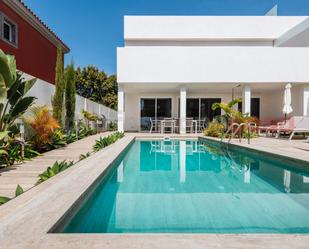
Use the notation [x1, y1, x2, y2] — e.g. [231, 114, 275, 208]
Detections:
[0, 184, 24, 206]
[93, 132, 124, 152]
[37, 160, 74, 184]
[0, 50, 37, 133]
[79, 151, 91, 161]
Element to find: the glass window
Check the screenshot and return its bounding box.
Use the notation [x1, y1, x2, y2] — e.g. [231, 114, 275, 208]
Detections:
[238, 98, 260, 118]
[157, 98, 171, 119]
[3, 17, 17, 45]
[201, 98, 221, 121]
[186, 98, 199, 120]
[140, 98, 172, 131]
[140, 99, 155, 131]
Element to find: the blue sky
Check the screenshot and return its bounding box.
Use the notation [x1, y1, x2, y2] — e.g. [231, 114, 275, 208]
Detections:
[24, 0, 309, 75]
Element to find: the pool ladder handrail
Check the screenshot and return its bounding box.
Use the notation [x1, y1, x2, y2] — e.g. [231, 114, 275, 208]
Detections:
[221, 122, 256, 144]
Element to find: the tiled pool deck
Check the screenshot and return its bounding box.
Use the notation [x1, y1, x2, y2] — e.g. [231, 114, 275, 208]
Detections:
[0, 132, 113, 198]
[0, 133, 309, 249]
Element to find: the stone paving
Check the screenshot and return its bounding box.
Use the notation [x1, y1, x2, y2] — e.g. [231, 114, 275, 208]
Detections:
[208, 136, 309, 162]
[0, 132, 112, 198]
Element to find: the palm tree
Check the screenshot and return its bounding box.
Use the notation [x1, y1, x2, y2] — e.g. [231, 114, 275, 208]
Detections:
[211, 98, 242, 129]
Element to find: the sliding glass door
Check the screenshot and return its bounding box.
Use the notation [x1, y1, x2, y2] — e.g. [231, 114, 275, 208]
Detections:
[238, 98, 260, 118]
[183, 98, 221, 121]
[200, 98, 221, 121]
[140, 98, 172, 131]
[141, 99, 155, 131]
[157, 98, 172, 119]
[186, 98, 199, 120]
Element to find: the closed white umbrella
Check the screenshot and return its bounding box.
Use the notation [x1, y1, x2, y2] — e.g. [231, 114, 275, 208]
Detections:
[282, 83, 293, 123]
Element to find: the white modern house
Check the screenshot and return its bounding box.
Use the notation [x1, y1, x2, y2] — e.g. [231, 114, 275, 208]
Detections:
[117, 15, 309, 133]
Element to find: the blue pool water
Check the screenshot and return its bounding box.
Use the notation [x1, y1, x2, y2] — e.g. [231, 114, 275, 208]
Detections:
[60, 139, 309, 233]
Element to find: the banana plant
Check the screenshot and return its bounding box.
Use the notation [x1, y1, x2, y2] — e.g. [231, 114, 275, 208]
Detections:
[0, 50, 37, 133]
[212, 98, 242, 129]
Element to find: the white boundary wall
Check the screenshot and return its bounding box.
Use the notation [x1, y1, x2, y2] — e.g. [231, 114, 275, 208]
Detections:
[23, 73, 117, 122]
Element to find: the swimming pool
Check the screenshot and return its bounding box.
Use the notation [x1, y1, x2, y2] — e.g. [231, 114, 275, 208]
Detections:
[57, 139, 309, 233]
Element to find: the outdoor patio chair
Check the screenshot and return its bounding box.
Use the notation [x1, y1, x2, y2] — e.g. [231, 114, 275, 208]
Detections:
[258, 120, 284, 137]
[161, 118, 174, 134]
[149, 118, 160, 133]
[275, 116, 309, 140]
[186, 118, 194, 133]
[198, 118, 209, 132]
[173, 118, 180, 133]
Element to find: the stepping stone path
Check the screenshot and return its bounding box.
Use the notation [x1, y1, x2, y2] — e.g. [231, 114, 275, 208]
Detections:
[0, 132, 113, 198]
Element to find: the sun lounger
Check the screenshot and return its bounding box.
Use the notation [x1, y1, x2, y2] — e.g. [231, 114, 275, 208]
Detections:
[275, 116, 309, 140]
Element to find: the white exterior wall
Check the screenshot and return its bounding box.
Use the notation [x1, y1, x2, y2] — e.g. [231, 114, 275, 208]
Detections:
[124, 16, 307, 41]
[118, 46, 309, 84]
[23, 73, 117, 121]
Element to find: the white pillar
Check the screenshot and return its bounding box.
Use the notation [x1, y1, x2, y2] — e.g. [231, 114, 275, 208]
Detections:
[180, 87, 187, 134]
[242, 85, 251, 116]
[179, 140, 186, 183]
[118, 86, 124, 132]
[303, 85, 309, 116]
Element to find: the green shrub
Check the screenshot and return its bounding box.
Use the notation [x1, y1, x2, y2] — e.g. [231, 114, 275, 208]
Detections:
[82, 109, 98, 122]
[107, 121, 117, 131]
[65, 63, 76, 131]
[0, 184, 24, 206]
[37, 160, 74, 184]
[203, 122, 225, 138]
[52, 46, 65, 124]
[0, 139, 40, 168]
[48, 130, 67, 149]
[93, 132, 124, 152]
[79, 152, 91, 161]
[64, 130, 78, 144]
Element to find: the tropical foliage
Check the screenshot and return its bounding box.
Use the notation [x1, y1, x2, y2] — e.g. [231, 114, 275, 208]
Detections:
[75, 66, 117, 110]
[0, 50, 36, 133]
[82, 109, 99, 122]
[205, 98, 259, 138]
[0, 50, 37, 166]
[107, 121, 117, 131]
[203, 122, 225, 137]
[93, 132, 124, 152]
[79, 151, 91, 161]
[52, 46, 65, 124]
[211, 98, 242, 128]
[102, 75, 118, 110]
[0, 184, 24, 206]
[37, 160, 74, 184]
[25, 106, 60, 151]
[65, 63, 76, 131]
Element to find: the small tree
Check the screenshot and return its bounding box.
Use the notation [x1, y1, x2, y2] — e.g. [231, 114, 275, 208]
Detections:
[64, 63, 76, 131]
[211, 98, 242, 129]
[52, 46, 65, 124]
[75, 66, 107, 102]
[102, 75, 118, 110]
